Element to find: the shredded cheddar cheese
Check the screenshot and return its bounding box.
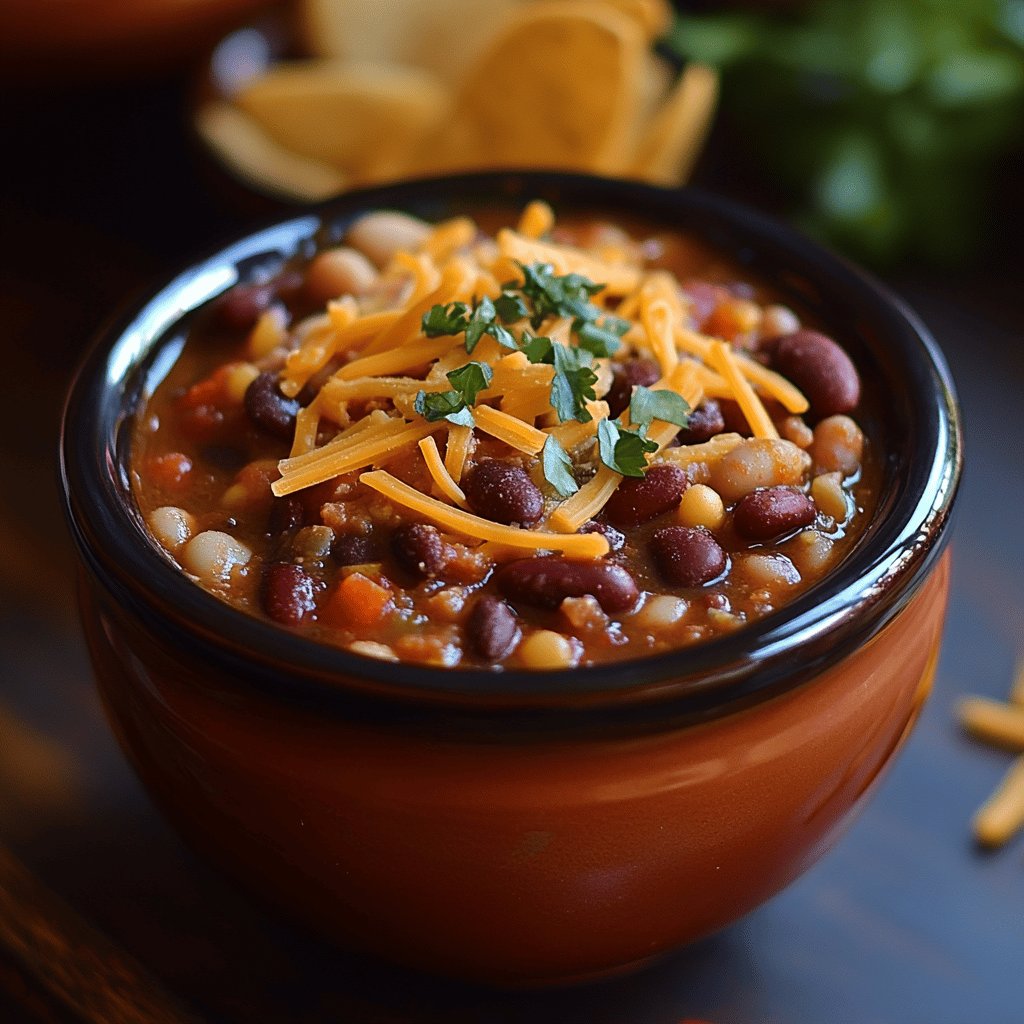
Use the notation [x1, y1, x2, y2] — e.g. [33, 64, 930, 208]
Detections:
[360, 471, 609, 557]
[265, 203, 830, 559]
[418, 436, 468, 507]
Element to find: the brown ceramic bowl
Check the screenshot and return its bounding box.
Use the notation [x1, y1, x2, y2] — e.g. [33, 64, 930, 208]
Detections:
[60, 172, 961, 986]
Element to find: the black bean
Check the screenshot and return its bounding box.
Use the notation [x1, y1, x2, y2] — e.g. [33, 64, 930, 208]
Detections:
[392, 523, 448, 577]
[267, 497, 305, 536]
[216, 283, 275, 331]
[332, 532, 377, 566]
[262, 563, 317, 626]
[580, 520, 625, 552]
[466, 596, 520, 662]
[771, 330, 860, 418]
[463, 460, 543, 526]
[244, 372, 300, 439]
[650, 526, 727, 587]
[605, 358, 661, 418]
[733, 487, 816, 542]
[495, 558, 639, 614]
[675, 399, 726, 445]
[604, 464, 687, 528]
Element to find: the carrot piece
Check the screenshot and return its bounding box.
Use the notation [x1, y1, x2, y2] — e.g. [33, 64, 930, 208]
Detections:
[323, 572, 393, 628]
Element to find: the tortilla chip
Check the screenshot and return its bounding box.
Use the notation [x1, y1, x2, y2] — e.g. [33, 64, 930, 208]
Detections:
[300, 0, 524, 84]
[236, 60, 450, 182]
[196, 101, 347, 201]
[411, 1, 647, 176]
[629, 62, 719, 185]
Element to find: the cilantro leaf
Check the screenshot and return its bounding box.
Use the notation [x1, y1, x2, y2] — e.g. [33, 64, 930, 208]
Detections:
[415, 389, 470, 423]
[463, 296, 495, 353]
[597, 419, 658, 478]
[444, 405, 476, 428]
[446, 361, 493, 405]
[521, 333, 554, 364]
[414, 361, 492, 425]
[629, 386, 691, 429]
[494, 291, 529, 323]
[574, 318, 625, 357]
[516, 262, 605, 327]
[422, 302, 469, 337]
[541, 435, 579, 498]
[551, 344, 598, 423]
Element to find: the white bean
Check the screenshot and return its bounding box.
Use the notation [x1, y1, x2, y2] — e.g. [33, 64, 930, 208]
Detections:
[760, 303, 801, 339]
[630, 594, 688, 631]
[709, 438, 810, 502]
[810, 415, 864, 476]
[306, 246, 379, 302]
[346, 211, 431, 268]
[735, 553, 801, 588]
[181, 531, 251, 585]
[789, 530, 835, 575]
[148, 506, 194, 551]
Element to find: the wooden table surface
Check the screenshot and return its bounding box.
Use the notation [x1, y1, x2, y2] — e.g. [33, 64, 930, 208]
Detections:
[0, 74, 1021, 1024]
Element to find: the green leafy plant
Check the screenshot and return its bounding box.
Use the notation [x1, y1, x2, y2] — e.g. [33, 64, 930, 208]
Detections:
[667, 0, 1024, 265]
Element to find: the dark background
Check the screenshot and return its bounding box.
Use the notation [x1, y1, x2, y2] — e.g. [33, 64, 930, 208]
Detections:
[1, 17, 1022, 1024]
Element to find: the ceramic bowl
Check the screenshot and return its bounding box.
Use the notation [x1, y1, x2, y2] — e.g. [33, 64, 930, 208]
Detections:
[60, 172, 961, 985]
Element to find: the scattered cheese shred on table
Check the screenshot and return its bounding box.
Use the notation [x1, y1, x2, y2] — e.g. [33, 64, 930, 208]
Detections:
[959, 656, 1024, 849]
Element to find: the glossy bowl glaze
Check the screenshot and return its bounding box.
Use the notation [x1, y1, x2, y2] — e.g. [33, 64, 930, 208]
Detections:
[61, 172, 961, 985]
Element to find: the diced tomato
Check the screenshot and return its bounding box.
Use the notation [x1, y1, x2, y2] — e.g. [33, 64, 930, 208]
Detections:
[146, 452, 193, 490]
[322, 572, 393, 628]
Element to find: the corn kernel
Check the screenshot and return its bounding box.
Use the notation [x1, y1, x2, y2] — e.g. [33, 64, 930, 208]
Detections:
[811, 472, 849, 523]
[519, 630, 578, 670]
[677, 484, 725, 530]
[225, 362, 260, 404]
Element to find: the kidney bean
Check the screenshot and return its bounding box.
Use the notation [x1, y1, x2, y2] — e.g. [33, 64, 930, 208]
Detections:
[262, 563, 317, 626]
[771, 330, 860, 418]
[466, 596, 520, 661]
[463, 460, 543, 526]
[392, 523, 448, 577]
[332, 532, 377, 566]
[496, 558, 639, 614]
[650, 526, 727, 587]
[267, 496, 305, 536]
[216, 282, 275, 331]
[244, 372, 300, 439]
[604, 464, 687, 527]
[605, 357, 661, 418]
[580, 520, 625, 552]
[733, 486, 816, 542]
[675, 398, 726, 445]
[718, 398, 752, 437]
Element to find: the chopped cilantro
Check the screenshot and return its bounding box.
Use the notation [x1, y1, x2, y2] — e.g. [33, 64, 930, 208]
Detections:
[422, 301, 470, 337]
[574, 317, 626, 358]
[629, 386, 691, 429]
[541, 435, 579, 498]
[422, 298, 518, 354]
[516, 262, 604, 327]
[414, 361, 493, 425]
[493, 291, 529, 323]
[597, 419, 658, 478]
[551, 344, 598, 423]
[520, 333, 553, 364]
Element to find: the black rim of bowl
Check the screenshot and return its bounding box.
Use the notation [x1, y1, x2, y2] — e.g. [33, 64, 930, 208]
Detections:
[60, 171, 962, 721]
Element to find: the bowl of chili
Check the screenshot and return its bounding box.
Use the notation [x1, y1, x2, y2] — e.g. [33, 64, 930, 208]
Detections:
[60, 171, 961, 985]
